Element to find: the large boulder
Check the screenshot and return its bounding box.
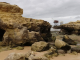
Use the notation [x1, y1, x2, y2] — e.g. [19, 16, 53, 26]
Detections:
[55, 39, 71, 52]
[62, 35, 77, 45]
[31, 41, 50, 52]
[55, 39, 67, 49]
[0, 2, 52, 46]
[3, 27, 44, 46]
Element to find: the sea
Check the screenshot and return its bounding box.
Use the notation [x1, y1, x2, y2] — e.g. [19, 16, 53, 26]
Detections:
[50, 28, 60, 31]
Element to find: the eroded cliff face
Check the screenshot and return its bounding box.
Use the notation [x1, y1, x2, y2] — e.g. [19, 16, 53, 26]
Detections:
[0, 2, 52, 46]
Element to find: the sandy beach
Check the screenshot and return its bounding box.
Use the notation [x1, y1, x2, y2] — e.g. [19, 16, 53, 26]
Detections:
[0, 46, 80, 60]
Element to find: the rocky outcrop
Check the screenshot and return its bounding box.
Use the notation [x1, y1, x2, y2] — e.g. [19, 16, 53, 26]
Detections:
[0, 2, 52, 46]
[53, 20, 80, 35]
[31, 41, 50, 52]
[62, 35, 77, 45]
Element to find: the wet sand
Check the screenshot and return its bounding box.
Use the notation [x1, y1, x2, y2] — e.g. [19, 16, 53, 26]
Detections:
[0, 46, 80, 60]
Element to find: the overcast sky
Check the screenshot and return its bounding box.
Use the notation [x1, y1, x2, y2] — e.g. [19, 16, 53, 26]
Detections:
[0, 0, 80, 25]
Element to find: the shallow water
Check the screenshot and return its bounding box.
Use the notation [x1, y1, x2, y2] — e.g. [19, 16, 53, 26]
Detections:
[77, 43, 80, 46]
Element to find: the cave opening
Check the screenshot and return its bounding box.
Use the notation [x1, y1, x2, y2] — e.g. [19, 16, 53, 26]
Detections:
[0, 28, 5, 41]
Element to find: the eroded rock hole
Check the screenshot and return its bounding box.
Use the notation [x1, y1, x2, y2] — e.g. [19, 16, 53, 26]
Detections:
[0, 28, 5, 41]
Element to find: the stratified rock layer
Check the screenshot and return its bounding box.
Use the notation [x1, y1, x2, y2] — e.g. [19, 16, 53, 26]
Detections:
[0, 2, 52, 46]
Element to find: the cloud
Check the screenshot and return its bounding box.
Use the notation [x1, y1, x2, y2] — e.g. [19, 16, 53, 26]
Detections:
[75, 16, 80, 19]
[0, 0, 80, 18]
[0, 0, 80, 25]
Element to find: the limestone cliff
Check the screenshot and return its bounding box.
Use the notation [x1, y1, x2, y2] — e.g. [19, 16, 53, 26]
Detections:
[0, 2, 52, 46]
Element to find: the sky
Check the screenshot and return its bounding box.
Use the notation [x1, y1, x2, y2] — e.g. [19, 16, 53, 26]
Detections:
[0, 0, 80, 26]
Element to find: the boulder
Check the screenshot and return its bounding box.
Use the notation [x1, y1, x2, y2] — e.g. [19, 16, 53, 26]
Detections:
[62, 35, 77, 45]
[31, 41, 50, 52]
[0, 2, 52, 46]
[55, 39, 71, 52]
[55, 39, 67, 49]
[44, 47, 58, 58]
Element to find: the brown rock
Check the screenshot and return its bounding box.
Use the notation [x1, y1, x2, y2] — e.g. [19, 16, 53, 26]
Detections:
[62, 35, 77, 45]
[55, 39, 71, 53]
[44, 47, 58, 58]
[31, 41, 50, 52]
[0, 2, 52, 46]
[54, 20, 80, 35]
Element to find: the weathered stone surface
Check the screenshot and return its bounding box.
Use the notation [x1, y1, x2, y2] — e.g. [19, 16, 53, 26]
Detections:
[31, 41, 50, 52]
[0, 2, 23, 14]
[25, 51, 49, 60]
[55, 39, 67, 49]
[0, 2, 52, 46]
[55, 39, 71, 52]
[3, 27, 28, 46]
[62, 35, 77, 45]
[25, 51, 33, 58]
[5, 51, 49, 60]
[54, 20, 80, 35]
[44, 47, 58, 58]
[4, 53, 25, 60]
